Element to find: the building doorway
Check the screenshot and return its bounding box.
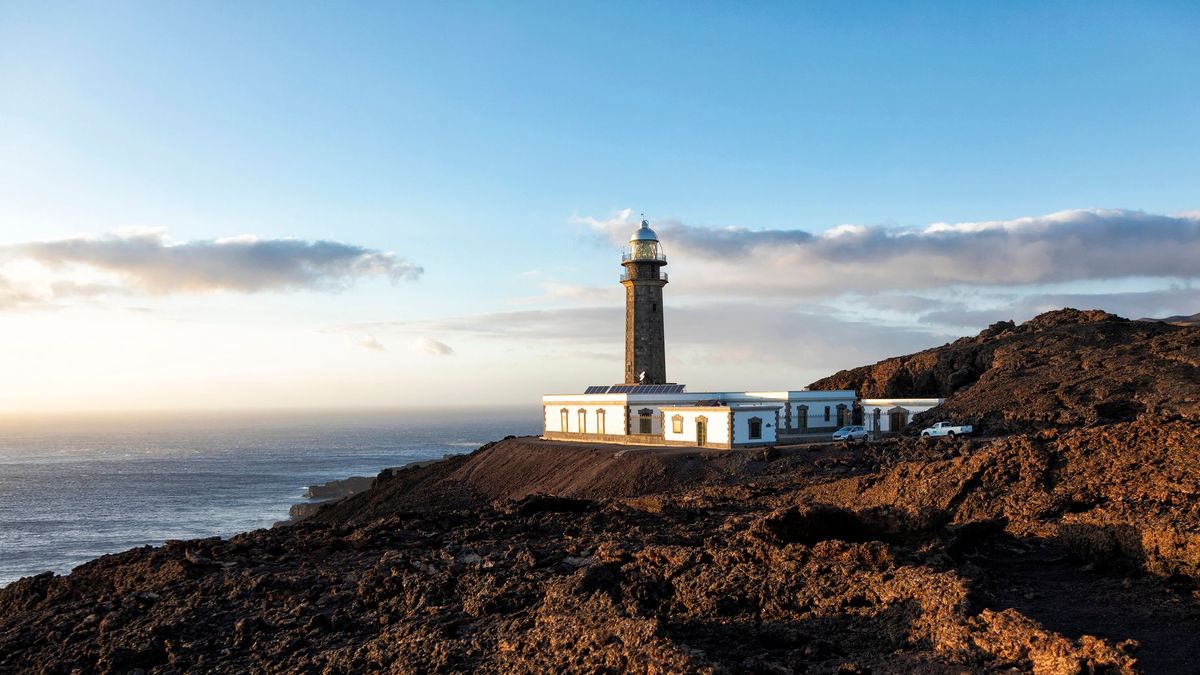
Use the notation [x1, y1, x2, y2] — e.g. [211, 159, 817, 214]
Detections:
[888, 407, 909, 432]
[638, 408, 653, 434]
[696, 417, 708, 446]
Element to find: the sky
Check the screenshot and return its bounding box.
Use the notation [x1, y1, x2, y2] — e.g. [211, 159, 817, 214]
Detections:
[0, 1, 1197, 412]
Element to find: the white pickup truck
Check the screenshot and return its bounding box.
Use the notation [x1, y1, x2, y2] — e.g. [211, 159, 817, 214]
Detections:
[920, 421, 973, 438]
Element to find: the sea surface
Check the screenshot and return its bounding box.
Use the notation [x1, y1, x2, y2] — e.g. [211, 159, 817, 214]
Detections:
[0, 408, 537, 587]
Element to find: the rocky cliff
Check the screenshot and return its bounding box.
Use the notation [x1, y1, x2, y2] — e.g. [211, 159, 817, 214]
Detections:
[809, 308, 1199, 433]
[1, 309, 1197, 674]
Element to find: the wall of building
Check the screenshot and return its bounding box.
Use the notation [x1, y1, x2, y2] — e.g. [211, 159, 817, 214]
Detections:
[730, 409, 779, 445]
[636, 405, 666, 436]
[543, 403, 628, 436]
[786, 400, 853, 432]
[736, 391, 857, 433]
[540, 390, 858, 443]
[861, 399, 943, 433]
[662, 409, 732, 448]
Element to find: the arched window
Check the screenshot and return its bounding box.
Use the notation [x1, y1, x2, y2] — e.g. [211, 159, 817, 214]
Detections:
[748, 416, 763, 440]
[578, 409, 587, 433]
[671, 414, 683, 434]
[560, 408, 569, 432]
[824, 406, 831, 422]
[597, 408, 606, 434]
[696, 415, 708, 446]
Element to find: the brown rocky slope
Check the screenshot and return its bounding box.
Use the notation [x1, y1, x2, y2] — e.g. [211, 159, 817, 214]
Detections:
[1, 309, 1197, 674]
[809, 309, 1199, 433]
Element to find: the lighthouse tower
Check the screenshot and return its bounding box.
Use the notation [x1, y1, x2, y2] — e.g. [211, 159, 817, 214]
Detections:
[621, 218, 668, 384]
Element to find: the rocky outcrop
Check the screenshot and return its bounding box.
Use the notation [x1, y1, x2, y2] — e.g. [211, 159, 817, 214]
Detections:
[809, 308, 1199, 433]
[303, 476, 375, 500]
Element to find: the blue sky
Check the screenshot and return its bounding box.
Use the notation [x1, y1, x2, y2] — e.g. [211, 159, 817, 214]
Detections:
[1, 2, 1197, 411]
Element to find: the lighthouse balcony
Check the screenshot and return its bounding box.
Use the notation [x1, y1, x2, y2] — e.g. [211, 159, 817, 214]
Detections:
[621, 251, 668, 263]
[620, 272, 668, 282]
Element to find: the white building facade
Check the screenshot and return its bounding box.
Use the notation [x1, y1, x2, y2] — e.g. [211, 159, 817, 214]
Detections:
[861, 398, 944, 434]
[542, 389, 856, 449]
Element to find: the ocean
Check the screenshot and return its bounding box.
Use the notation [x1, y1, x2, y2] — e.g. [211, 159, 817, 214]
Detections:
[0, 408, 537, 588]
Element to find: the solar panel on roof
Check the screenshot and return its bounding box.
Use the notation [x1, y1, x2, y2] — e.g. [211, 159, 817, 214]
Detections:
[578, 383, 684, 395]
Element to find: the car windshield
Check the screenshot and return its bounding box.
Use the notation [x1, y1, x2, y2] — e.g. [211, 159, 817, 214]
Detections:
[835, 426, 853, 433]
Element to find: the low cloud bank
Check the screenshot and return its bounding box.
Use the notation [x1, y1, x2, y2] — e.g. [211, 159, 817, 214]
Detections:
[353, 302, 944, 370]
[0, 230, 422, 309]
[576, 208, 1200, 296]
[915, 285, 1199, 329]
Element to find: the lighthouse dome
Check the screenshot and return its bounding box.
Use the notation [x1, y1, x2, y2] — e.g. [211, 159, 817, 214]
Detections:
[625, 218, 666, 263]
[630, 219, 659, 242]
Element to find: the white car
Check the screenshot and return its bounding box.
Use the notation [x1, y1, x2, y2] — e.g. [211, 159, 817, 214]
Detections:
[920, 421, 973, 438]
[832, 425, 868, 441]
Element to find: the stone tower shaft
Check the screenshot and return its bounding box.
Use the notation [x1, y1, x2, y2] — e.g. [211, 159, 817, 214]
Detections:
[621, 219, 668, 384]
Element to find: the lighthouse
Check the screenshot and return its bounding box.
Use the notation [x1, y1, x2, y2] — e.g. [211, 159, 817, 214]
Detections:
[542, 213, 862, 448]
[621, 218, 668, 384]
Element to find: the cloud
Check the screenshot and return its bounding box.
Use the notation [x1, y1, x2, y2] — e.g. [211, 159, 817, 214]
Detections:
[0, 276, 40, 311]
[410, 336, 455, 356]
[858, 293, 962, 314]
[376, 307, 622, 343]
[917, 307, 1012, 329]
[351, 334, 387, 352]
[916, 285, 1200, 329]
[511, 281, 623, 306]
[358, 302, 944, 373]
[576, 208, 1200, 297]
[0, 230, 422, 305]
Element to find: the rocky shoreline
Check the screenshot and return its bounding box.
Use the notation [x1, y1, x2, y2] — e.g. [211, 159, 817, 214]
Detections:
[282, 476, 376, 522]
[1, 309, 1197, 673]
[281, 456, 462, 524]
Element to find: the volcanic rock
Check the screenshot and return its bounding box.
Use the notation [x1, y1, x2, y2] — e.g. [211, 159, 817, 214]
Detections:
[1, 309, 1197, 673]
[809, 308, 1198, 433]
